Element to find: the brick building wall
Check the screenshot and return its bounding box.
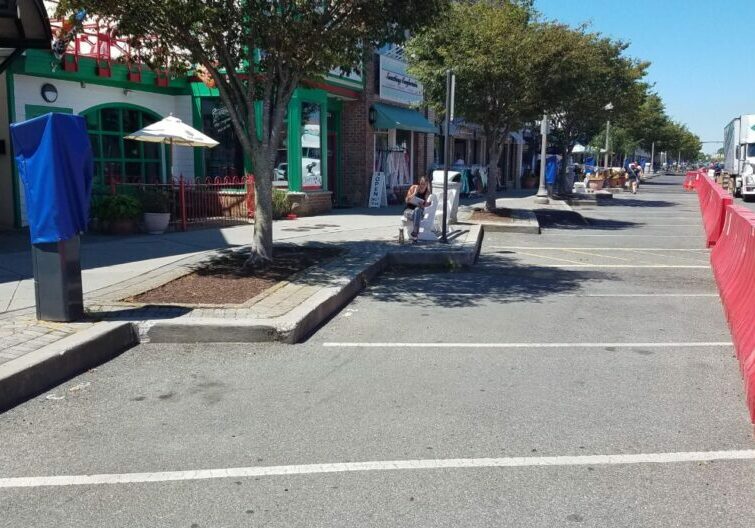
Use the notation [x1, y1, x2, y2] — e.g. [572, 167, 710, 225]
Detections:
[340, 53, 436, 207]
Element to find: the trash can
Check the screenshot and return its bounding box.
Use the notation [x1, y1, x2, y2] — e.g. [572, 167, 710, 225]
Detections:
[10, 113, 93, 322]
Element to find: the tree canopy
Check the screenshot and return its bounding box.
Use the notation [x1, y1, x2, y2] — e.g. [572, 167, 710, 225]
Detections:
[56, 0, 448, 264]
[407, 0, 553, 209]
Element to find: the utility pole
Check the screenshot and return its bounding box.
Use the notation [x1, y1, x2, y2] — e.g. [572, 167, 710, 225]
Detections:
[535, 115, 549, 204]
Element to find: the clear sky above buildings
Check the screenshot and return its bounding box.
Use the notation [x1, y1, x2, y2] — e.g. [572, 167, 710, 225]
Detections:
[535, 0, 755, 154]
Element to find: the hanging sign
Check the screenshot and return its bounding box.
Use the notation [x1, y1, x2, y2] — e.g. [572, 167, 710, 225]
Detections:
[369, 172, 387, 208]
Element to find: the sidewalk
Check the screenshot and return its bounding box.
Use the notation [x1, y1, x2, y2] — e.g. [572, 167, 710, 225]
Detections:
[0, 205, 482, 408]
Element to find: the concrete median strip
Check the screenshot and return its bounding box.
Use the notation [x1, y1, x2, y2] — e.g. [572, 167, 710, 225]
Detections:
[0, 321, 138, 412]
[138, 225, 483, 345]
[2, 450, 753, 489]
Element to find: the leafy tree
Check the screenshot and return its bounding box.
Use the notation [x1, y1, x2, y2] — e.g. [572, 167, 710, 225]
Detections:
[407, 0, 546, 211]
[56, 0, 447, 265]
[542, 24, 647, 191]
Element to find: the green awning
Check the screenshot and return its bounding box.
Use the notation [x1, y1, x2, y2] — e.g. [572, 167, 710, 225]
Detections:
[370, 103, 437, 134]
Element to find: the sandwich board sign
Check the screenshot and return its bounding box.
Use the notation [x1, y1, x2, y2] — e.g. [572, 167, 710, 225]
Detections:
[368, 172, 387, 208]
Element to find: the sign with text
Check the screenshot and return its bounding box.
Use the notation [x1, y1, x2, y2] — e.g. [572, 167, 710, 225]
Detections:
[368, 172, 387, 208]
[379, 55, 423, 106]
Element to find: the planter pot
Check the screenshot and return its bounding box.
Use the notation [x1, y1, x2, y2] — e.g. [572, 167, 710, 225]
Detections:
[522, 177, 537, 189]
[143, 212, 171, 234]
[108, 219, 138, 235]
[587, 179, 605, 191]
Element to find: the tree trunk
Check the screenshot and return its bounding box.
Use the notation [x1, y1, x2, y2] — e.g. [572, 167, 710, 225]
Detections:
[245, 151, 274, 268]
[485, 137, 502, 212]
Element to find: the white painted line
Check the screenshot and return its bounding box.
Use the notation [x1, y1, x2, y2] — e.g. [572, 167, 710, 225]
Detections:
[538, 234, 701, 238]
[488, 247, 708, 251]
[508, 264, 710, 269]
[323, 342, 732, 349]
[366, 292, 719, 298]
[2, 450, 753, 488]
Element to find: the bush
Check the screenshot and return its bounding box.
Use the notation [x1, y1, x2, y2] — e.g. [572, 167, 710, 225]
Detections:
[96, 195, 142, 222]
[272, 189, 291, 219]
[139, 190, 171, 214]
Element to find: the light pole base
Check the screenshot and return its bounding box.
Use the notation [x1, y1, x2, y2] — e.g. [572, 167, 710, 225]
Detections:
[534, 194, 549, 205]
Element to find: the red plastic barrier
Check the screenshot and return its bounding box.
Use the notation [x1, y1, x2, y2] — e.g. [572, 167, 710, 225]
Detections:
[697, 176, 733, 247]
[683, 170, 701, 191]
[710, 205, 755, 422]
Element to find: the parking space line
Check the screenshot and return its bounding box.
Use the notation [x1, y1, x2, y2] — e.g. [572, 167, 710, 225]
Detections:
[487, 247, 708, 251]
[323, 342, 731, 349]
[3, 450, 752, 488]
[503, 264, 710, 269]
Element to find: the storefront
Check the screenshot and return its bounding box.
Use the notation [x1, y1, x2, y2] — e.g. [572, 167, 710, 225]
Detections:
[362, 50, 435, 204]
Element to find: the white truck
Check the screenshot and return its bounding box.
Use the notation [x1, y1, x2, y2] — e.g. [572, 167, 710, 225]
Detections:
[724, 115, 755, 200]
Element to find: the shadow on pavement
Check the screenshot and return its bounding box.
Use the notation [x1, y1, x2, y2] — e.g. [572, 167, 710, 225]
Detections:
[534, 209, 639, 231]
[363, 253, 616, 309]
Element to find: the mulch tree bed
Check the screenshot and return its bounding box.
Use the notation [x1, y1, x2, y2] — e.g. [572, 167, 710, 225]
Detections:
[128, 246, 341, 306]
[470, 208, 515, 224]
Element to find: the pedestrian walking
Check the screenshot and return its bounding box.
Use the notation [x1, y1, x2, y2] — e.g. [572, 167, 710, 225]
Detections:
[627, 162, 641, 194]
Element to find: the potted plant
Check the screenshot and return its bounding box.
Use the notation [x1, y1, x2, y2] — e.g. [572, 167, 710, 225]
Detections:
[140, 191, 172, 234]
[521, 170, 537, 189]
[587, 171, 606, 191]
[272, 189, 292, 220]
[97, 195, 142, 235]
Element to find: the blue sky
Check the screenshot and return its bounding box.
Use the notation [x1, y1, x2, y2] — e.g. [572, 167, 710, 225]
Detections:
[535, 0, 755, 153]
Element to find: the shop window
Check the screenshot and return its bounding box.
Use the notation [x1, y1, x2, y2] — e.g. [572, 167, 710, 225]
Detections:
[274, 129, 289, 188]
[82, 105, 165, 186]
[301, 102, 322, 190]
[200, 99, 245, 180]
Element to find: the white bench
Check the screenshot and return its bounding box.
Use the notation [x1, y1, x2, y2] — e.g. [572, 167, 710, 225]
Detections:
[400, 193, 438, 241]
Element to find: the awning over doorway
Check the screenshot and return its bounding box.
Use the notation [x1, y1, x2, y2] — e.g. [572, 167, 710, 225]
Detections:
[370, 103, 436, 134]
[0, 0, 53, 74]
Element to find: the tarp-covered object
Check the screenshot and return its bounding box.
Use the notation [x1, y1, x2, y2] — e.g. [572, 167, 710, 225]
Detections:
[11, 113, 93, 244]
[545, 155, 560, 185]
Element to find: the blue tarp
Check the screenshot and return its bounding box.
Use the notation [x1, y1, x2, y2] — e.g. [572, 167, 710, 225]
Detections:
[10, 113, 93, 244]
[545, 155, 560, 185]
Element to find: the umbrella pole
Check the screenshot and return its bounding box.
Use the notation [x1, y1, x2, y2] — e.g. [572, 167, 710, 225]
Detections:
[162, 140, 168, 183]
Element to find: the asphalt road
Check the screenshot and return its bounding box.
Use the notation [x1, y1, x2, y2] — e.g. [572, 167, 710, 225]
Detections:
[1, 174, 754, 527]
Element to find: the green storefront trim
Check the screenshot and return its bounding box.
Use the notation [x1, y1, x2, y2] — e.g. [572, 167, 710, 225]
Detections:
[25, 105, 73, 118]
[288, 87, 329, 192]
[16, 50, 191, 96]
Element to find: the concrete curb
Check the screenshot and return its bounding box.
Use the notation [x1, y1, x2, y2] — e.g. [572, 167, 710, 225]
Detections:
[457, 211, 540, 235]
[143, 225, 484, 345]
[0, 321, 138, 412]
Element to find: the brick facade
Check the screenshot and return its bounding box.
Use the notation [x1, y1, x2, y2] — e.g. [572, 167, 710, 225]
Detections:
[339, 54, 436, 207]
[288, 191, 333, 217]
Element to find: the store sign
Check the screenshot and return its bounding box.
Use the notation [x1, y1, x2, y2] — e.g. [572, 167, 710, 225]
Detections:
[379, 55, 422, 106]
[368, 172, 387, 208]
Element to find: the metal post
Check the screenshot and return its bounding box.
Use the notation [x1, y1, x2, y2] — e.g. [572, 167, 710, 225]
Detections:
[441, 70, 452, 244]
[650, 141, 655, 175]
[535, 114, 549, 204]
[179, 175, 187, 232]
[604, 119, 611, 170]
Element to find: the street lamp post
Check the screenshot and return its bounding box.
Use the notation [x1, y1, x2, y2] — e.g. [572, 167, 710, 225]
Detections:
[650, 141, 655, 175]
[603, 103, 614, 171]
[535, 114, 549, 205]
[440, 69, 454, 244]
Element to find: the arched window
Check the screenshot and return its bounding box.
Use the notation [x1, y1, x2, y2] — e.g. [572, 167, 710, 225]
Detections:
[81, 104, 166, 186]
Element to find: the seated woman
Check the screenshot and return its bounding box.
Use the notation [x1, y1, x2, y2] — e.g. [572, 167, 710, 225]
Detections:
[404, 176, 432, 242]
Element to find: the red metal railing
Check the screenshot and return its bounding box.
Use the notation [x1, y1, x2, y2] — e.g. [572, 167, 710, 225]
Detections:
[109, 175, 255, 231]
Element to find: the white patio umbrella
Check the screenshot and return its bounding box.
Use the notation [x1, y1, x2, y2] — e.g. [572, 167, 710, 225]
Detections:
[124, 114, 219, 180]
